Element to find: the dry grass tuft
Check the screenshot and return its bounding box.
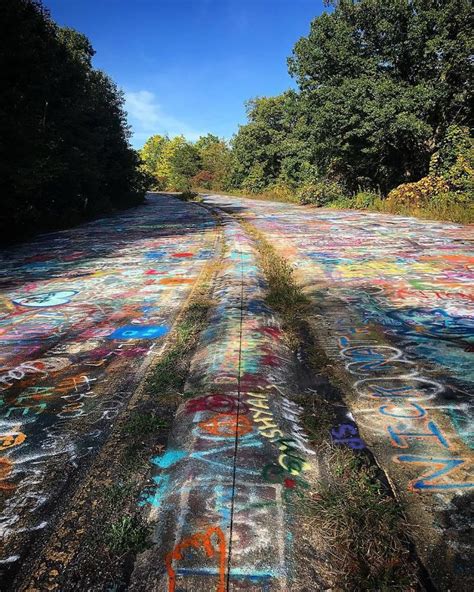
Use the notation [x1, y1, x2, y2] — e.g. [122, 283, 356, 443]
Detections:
[241, 221, 310, 349]
[297, 442, 419, 590]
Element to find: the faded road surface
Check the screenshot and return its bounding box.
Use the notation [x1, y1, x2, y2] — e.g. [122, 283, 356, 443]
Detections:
[0, 195, 218, 580]
[1, 193, 473, 591]
[204, 194, 474, 589]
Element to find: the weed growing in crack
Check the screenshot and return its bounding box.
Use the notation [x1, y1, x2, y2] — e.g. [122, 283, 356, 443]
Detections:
[105, 516, 151, 554]
[146, 296, 213, 399]
[124, 413, 168, 436]
[241, 221, 310, 350]
[104, 482, 136, 506]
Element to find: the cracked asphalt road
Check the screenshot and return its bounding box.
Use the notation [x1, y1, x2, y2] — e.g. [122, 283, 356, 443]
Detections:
[204, 193, 474, 589]
[0, 194, 218, 581]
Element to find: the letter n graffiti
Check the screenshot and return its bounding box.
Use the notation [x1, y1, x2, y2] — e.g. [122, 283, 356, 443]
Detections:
[396, 455, 474, 491]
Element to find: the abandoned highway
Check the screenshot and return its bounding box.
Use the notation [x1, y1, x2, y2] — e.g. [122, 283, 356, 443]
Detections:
[0, 193, 472, 591]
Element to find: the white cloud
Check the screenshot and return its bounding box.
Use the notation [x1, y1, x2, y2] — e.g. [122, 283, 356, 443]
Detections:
[124, 90, 204, 148]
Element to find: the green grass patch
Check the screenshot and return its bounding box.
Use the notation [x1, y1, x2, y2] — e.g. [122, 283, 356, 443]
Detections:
[120, 444, 149, 470]
[373, 197, 474, 224]
[117, 410, 169, 470]
[297, 394, 336, 448]
[146, 295, 213, 398]
[123, 412, 168, 436]
[104, 482, 136, 506]
[241, 221, 310, 350]
[222, 186, 300, 204]
[105, 515, 151, 554]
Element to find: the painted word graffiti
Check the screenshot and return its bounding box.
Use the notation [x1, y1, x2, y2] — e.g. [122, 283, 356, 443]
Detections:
[339, 336, 473, 491]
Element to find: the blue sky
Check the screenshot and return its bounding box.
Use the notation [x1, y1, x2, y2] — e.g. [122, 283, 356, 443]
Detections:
[45, 0, 326, 148]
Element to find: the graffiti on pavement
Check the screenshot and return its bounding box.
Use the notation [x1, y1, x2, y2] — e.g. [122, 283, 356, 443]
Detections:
[138, 212, 315, 590]
[203, 195, 474, 582]
[0, 195, 217, 576]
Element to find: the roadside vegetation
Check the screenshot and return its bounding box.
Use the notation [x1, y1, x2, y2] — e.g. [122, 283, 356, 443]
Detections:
[175, 190, 202, 202]
[1, 0, 151, 243]
[243, 221, 421, 590]
[6, 1, 470, 239]
[141, 0, 473, 223]
[144, 290, 215, 401]
[140, 133, 232, 193]
[240, 124, 474, 224]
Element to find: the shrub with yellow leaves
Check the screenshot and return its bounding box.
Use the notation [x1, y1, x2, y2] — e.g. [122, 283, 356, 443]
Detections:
[386, 176, 451, 208]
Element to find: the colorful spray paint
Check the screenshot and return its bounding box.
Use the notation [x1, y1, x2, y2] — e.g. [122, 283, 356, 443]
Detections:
[134, 209, 315, 591]
[0, 195, 217, 580]
[205, 195, 474, 589]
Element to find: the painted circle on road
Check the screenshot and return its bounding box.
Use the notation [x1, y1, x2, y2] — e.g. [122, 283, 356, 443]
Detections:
[12, 290, 78, 307]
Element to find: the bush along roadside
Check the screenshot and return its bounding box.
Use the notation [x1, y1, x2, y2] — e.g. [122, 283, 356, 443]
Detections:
[208, 126, 473, 224]
[214, 177, 473, 224]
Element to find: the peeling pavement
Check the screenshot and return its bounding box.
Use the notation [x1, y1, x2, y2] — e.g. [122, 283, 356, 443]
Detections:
[132, 207, 318, 591]
[204, 194, 474, 591]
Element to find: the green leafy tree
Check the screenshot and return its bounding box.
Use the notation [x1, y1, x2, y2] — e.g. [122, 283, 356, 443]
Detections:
[140, 134, 169, 188]
[298, 76, 435, 191]
[195, 133, 220, 153]
[0, 0, 148, 242]
[148, 136, 200, 190]
[228, 1, 473, 196]
[156, 136, 185, 184]
[154, 136, 185, 189]
[241, 162, 267, 193]
[287, 0, 473, 192]
[195, 135, 232, 189]
[231, 92, 309, 190]
[170, 142, 201, 180]
[430, 125, 474, 193]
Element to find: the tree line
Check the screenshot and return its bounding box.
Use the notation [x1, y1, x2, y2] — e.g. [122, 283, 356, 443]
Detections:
[2, 0, 472, 241]
[1, 0, 150, 243]
[141, 0, 472, 220]
[139, 133, 231, 193]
